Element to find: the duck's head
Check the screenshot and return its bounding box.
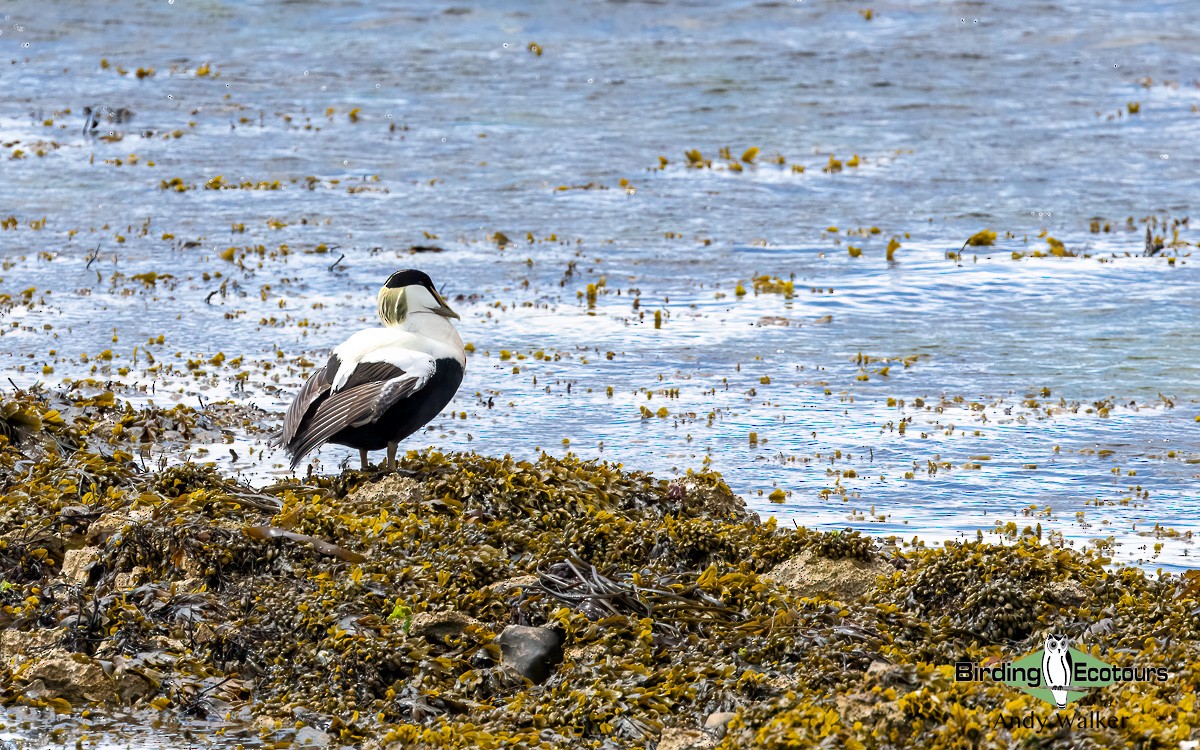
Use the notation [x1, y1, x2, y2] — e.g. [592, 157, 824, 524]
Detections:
[377, 269, 459, 326]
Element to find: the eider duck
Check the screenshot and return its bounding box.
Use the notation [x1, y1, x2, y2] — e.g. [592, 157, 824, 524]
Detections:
[276, 270, 465, 472]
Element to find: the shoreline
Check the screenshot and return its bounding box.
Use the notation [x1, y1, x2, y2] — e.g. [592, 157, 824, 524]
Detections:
[1, 388, 1197, 748]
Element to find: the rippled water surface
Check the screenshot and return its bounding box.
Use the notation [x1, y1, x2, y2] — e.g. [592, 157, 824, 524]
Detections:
[2, 0, 1198, 605]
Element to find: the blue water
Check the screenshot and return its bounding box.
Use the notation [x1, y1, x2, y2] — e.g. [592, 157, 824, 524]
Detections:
[0, 0, 1197, 585]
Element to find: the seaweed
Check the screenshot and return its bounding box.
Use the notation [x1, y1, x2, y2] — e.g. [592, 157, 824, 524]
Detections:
[0, 389, 1196, 748]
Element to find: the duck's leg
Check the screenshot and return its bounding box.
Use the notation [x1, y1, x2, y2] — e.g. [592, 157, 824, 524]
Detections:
[386, 442, 398, 473]
[359, 448, 370, 470]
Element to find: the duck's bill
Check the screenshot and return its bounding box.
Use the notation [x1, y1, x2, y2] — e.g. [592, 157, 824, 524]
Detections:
[432, 291, 460, 319]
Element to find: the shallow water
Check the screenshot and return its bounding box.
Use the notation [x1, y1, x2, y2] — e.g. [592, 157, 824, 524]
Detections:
[0, 705, 268, 749]
[1, 0, 1198, 597]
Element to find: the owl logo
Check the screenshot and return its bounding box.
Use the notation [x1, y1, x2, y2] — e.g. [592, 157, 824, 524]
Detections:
[1041, 633, 1073, 708]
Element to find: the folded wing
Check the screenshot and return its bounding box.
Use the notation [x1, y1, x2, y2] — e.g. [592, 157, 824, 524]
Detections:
[278, 348, 437, 467]
[283, 373, 426, 467]
[276, 354, 340, 448]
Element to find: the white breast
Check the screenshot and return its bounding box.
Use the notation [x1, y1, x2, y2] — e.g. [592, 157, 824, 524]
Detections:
[330, 327, 457, 391]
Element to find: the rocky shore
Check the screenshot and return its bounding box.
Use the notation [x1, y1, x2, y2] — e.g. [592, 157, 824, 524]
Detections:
[1, 388, 1197, 748]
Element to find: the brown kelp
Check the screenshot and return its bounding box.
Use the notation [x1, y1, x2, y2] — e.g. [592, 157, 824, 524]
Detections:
[0, 388, 1196, 748]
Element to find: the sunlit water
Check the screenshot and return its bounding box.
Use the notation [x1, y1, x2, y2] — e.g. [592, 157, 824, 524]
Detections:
[2, 2, 1199, 570]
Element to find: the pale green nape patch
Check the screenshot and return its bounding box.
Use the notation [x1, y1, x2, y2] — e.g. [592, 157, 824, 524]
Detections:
[377, 286, 408, 326]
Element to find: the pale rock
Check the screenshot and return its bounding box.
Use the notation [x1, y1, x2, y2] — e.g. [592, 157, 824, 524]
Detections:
[24, 648, 117, 704]
[408, 610, 482, 641]
[704, 711, 738, 737]
[59, 547, 100, 584]
[765, 549, 890, 601]
[657, 728, 716, 750]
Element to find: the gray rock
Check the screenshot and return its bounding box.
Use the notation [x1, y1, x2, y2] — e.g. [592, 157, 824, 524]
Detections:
[20, 678, 50, 702]
[495, 625, 563, 683]
[113, 670, 153, 704]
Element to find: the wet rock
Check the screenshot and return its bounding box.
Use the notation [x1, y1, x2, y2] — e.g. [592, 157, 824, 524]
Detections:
[19, 679, 51, 702]
[24, 649, 117, 703]
[113, 671, 153, 704]
[495, 625, 563, 683]
[294, 726, 331, 747]
[765, 549, 890, 601]
[408, 610, 481, 641]
[658, 728, 716, 750]
[703, 711, 737, 738]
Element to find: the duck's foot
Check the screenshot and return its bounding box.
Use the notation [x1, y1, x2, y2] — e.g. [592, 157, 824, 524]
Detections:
[357, 444, 410, 477]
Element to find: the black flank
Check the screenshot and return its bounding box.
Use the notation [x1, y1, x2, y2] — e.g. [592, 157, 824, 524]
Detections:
[330, 357, 464, 452]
